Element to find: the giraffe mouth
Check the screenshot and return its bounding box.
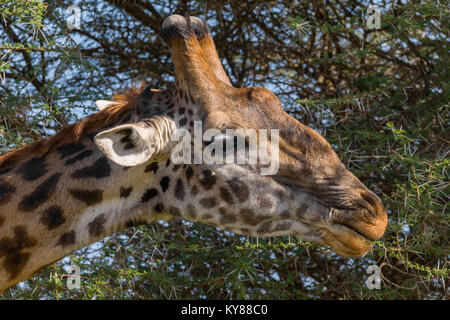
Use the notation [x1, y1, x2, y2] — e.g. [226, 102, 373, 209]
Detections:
[274, 176, 382, 257]
[329, 202, 387, 242]
[334, 221, 372, 241]
[323, 221, 373, 257]
[327, 208, 374, 241]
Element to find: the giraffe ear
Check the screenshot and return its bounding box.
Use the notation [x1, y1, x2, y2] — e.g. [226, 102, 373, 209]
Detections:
[96, 100, 118, 111]
[94, 117, 177, 167]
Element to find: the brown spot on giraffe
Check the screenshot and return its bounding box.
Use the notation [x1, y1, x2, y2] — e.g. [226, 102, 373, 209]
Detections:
[0, 226, 37, 279]
[69, 189, 103, 206]
[56, 231, 76, 247]
[296, 203, 309, 220]
[226, 178, 250, 203]
[19, 173, 62, 212]
[120, 187, 133, 198]
[191, 185, 199, 196]
[179, 117, 188, 126]
[273, 221, 293, 232]
[240, 208, 259, 226]
[88, 214, 107, 237]
[71, 156, 111, 179]
[185, 166, 193, 182]
[186, 204, 197, 219]
[65, 150, 93, 166]
[0, 181, 15, 205]
[141, 188, 158, 202]
[199, 169, 216, 190]
[145, 162, 159, 174]
[169, 206, 182, 217]
[174, 178, 185, 201]
[219, 187, 234, 205]
[199, 197, 217, 209]
[40, 206, 66, 230]
[218, 207, 236, 224]
[154, 203, 164, 213]
[160, 176, 170, 192]
[57, 144, 86, 159]
[17, 157, 48, 181]
[257, 221, 272, 234]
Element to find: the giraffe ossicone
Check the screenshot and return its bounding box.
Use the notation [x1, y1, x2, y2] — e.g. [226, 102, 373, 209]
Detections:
[0, 14, 387, 293]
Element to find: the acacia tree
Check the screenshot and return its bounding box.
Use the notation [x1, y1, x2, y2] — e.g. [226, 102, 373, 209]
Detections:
[0, 0, 448, 299]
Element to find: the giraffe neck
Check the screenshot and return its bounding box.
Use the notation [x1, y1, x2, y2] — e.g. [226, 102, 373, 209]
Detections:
[0, 126, 164, 293]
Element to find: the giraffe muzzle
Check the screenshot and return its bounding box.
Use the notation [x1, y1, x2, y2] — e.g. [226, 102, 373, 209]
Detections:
[333, 189, 388, 241]
[323, 188, 388, 257]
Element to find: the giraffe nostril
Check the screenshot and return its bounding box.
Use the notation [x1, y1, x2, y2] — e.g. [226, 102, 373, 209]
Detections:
[359, 189, 382, 218]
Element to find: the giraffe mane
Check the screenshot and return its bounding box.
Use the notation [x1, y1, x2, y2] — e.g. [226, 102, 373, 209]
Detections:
[0, 85, 144, 170]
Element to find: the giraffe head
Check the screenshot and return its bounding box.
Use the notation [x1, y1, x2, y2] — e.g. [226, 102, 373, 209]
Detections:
[94, 15, 387, 257]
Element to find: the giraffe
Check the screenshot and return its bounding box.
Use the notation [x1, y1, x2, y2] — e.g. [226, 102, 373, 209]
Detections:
[0, 15, 387, 293]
